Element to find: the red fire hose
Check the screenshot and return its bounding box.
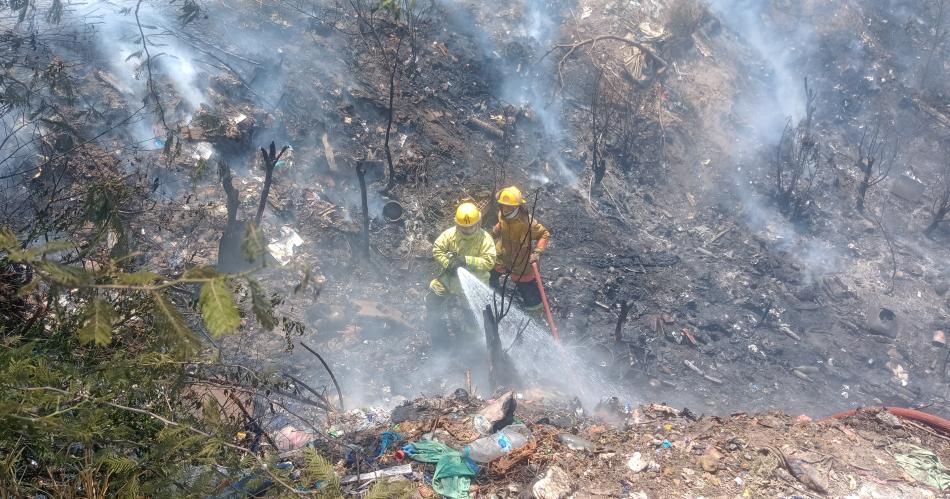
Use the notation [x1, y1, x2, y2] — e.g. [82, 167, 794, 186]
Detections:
[532, 262, 559, 342]
[824, 407, 950, 434]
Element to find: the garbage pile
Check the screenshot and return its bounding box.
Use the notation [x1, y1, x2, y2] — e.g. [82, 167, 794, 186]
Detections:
[226, 390, 950, 498]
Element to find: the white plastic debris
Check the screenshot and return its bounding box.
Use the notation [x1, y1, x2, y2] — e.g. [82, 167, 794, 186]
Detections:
[267, 226, 304, 266]
[341, 464, 413, 484]
[885, 361, 909, 387]
[193, 142, 215, 161]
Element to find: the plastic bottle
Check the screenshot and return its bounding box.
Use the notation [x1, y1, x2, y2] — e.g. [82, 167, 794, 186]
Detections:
[463, 424, 531, 463]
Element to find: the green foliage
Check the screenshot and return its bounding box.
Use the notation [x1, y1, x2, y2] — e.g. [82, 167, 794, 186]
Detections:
[78, 298, 113, 345]
[248, 278, 277, 331]
[199, 278, 241, 337]
[114, 270, 163, 286]
[151, 290, 201, 355]
[242, 222, 266, 262]
[366, 479, 415, 499]
[301, 447, 341, 495]
[0, 225, 302, 495]
[34, 260, 93, 286]
[374, 0, 416, 20]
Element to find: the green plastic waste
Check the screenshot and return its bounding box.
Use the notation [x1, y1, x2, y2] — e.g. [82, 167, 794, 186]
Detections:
[888, 442, 950, 491]
[404, 440, 478, 499]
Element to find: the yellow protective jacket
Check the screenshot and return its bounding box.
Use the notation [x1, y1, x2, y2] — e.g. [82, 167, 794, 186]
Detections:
[492, 211, 550, 282]
[430, 226, 496, 296]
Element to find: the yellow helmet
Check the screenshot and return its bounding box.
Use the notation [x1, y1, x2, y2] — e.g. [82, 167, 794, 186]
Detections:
[454, 202, 481, 227]
[497, 186, 525, 206]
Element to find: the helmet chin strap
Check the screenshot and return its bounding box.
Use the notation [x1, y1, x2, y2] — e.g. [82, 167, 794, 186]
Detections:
[503, 206, 521, 220]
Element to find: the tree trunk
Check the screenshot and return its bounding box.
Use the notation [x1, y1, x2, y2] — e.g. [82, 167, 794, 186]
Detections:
[856, 164, 871, 213]
[356, 162, 371, 259]
[482, 305, 521, 391]
[614, 300, 632, 343]
[382, 40, 403, 194]
[924, 207, 947, 235]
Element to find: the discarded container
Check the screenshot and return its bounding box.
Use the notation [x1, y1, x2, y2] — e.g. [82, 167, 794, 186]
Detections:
[266, 226, 303, 266]
[933, 330, 946, 348]
[557, 433, 596, 451]
[463, 424, 530, 463]
[626, 452, 648, 473]
[382, 200, 404, 222]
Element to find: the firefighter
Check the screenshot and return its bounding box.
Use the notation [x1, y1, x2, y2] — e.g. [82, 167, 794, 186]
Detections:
[425, 201, 496, 342]
[490, 186, 550, 312]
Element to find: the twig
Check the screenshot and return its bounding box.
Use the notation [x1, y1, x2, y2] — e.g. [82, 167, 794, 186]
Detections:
[225, 390, 279, 451]
[300, 341, 345, 412]
[542, 35, 669, 90]
[870, 204, 896, 295]
[134, 0, 168, 130]
[902, 418, 950, 443]
[505, 318, 531, 353]
[283, 374, 334, 412]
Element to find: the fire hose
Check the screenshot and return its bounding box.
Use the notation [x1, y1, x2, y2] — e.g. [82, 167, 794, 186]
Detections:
[824, 407, 950, 434]
[532, 262, 559, 342]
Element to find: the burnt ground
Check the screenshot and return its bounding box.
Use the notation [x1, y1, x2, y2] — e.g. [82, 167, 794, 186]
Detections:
[192, 0, 950, 420]
[30, 0, 950, 429]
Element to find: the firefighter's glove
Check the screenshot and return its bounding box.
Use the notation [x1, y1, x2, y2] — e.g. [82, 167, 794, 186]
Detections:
[447, 255, 466, 272]
[529, 251, 541, 264]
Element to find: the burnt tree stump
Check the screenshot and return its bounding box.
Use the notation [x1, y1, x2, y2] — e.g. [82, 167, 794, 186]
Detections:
[483, 305, 521, 391]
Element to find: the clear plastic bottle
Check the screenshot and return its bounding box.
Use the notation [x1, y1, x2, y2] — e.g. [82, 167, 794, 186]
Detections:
[463, 424, 531, 463]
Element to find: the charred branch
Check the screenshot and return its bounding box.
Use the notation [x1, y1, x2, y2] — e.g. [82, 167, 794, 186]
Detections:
[774, 78, 823, 221]
[614, 300, 633, 343]
[300, 341, 345, 412]
[355, 161, 371, 259]
[854, 122, 898, 214]
[925, 163, 950, 235]
[256, 141, 289, 226]
[543, 35, 669, 90]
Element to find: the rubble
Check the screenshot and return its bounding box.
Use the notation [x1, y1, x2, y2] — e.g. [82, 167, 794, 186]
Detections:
[531, 466, 574, 499]
[257, 393, 949, 497]
[474, 391, 516, 435]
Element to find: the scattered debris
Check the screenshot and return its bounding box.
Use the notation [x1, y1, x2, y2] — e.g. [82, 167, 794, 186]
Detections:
[627, 451, 648, 473]
[474, 391, 516, 435]
[322, 132, 338, 172]
[266, 226, 303, 266]
[532, 466, 574, 499]
[888, 442, 950, 491]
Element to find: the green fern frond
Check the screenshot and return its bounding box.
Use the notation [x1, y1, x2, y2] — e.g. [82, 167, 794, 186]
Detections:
[117, 475, 141, 499]
[365, 479, 414, 499]
[241, 223, 266, 262]
[100, 454, 137, 474]
[199, 278, 240, 337]
[114, 271, 163, 286]
[247, 278, 277, 331]
[35, 261, 92, 286]
[150, 292, 200, 356]
[78, 298, 113, 346]
[302, 448, 341, 495]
